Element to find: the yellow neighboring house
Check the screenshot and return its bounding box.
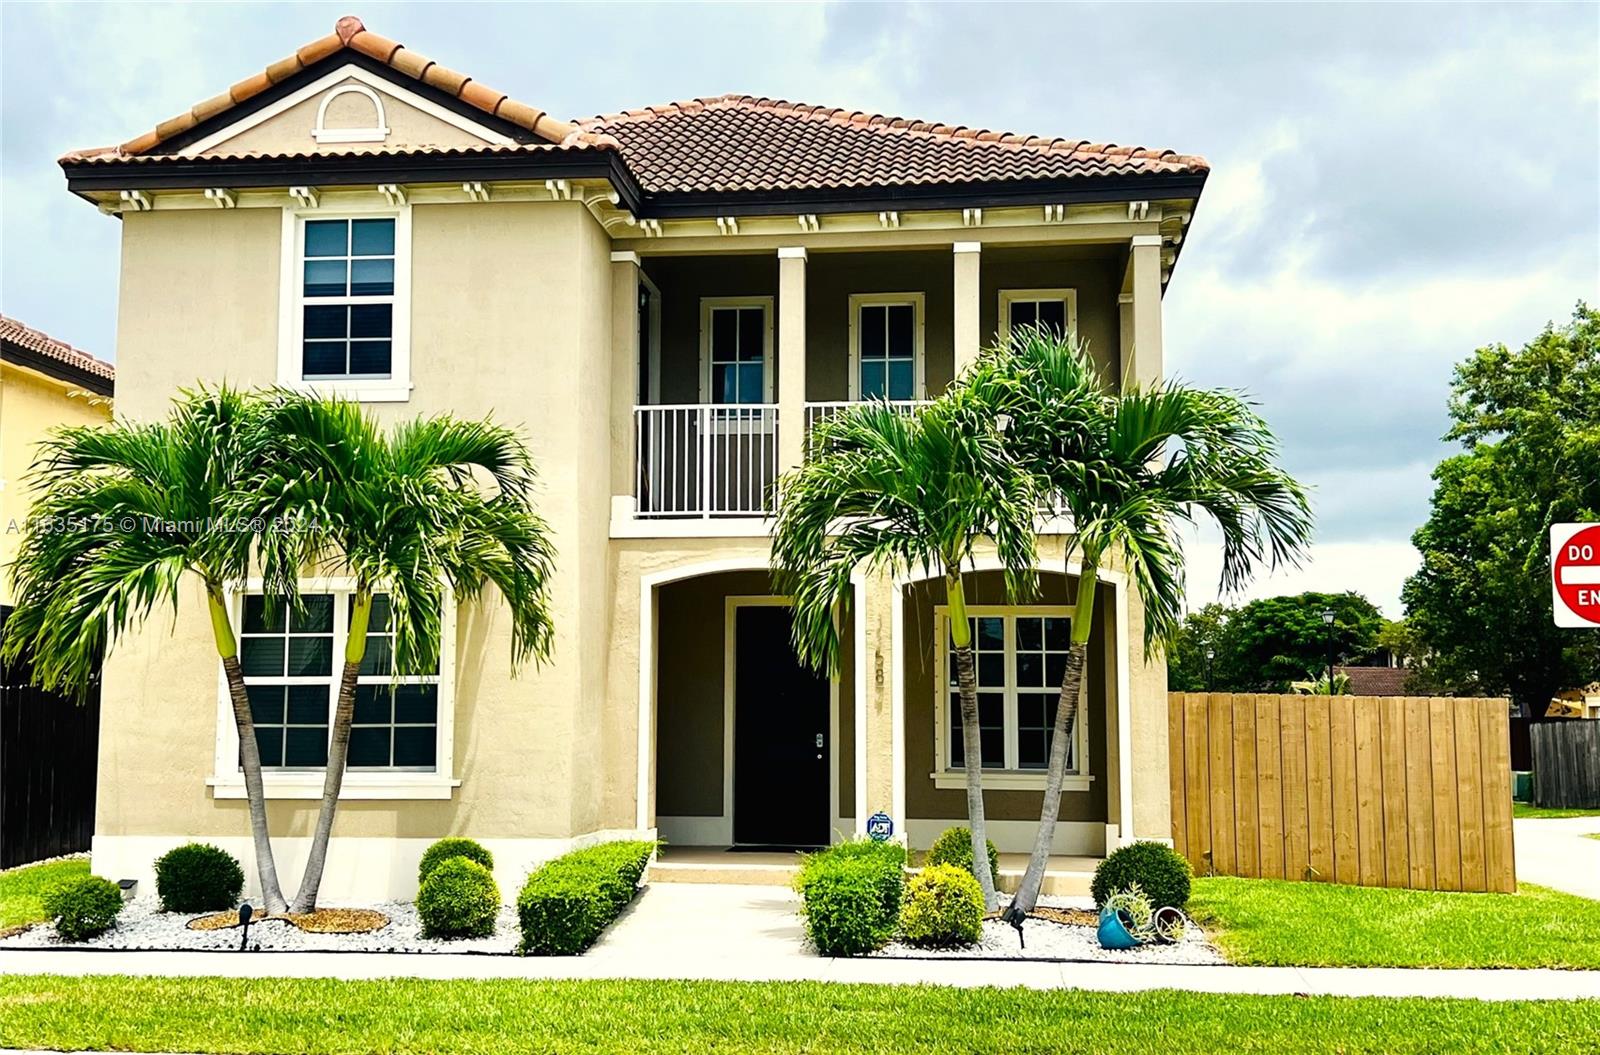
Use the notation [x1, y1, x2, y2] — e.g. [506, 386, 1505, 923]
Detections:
[56, 16, 1207, 899]
[0, 315, 115, 606]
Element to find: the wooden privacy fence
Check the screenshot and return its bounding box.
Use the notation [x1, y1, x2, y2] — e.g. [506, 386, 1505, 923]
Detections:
[1168, 693, 1515, 893]
[1530, 721, 1600, 809]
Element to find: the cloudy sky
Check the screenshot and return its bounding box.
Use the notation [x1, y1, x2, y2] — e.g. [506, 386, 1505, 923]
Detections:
[3, 2, 1596, 615]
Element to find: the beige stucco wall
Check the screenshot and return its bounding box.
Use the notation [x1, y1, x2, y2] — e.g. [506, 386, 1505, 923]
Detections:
[204, 75, 497, 156]
[99, 199, 617, 848]
[0, 363, 113, 605]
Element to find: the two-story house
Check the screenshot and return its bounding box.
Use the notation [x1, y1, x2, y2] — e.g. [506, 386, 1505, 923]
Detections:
[63, 16, 1206, 898]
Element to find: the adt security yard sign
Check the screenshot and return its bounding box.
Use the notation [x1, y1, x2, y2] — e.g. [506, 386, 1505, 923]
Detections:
[866, 812, 894, 842]
[1552, 523, 1600, 628]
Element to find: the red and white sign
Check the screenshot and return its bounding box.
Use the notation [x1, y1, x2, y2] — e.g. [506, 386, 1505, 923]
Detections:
[1552, 523, 1600, 628]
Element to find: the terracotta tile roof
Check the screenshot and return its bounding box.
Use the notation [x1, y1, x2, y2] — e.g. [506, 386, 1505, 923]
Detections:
[1336, 666, 1411, 697]
[576, 95, 1209, 195]
[0, 314, 115, 383]
[85, 16, 579, 160]
[62, 141, 605, 166]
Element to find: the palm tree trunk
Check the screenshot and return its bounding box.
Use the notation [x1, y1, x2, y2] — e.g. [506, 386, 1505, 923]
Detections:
[290, 591, 371, 913]
[947, 572, 999, 910]
[1009, 565, 1097, 917]
[207, 588, 287, 913]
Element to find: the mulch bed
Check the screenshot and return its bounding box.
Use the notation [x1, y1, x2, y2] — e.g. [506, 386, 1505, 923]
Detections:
[188, 908, 389, 934]
[983, 907, 1100, 928]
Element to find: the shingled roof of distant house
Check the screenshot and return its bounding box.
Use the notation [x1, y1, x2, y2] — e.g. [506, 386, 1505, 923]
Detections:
[0, 314, 115, 393]
[575, 95, 1209, 195]
[59, 16, 1207, 202]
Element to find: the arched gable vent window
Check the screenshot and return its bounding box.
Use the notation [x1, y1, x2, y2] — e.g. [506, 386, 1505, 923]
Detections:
[312, 84, 390, 145]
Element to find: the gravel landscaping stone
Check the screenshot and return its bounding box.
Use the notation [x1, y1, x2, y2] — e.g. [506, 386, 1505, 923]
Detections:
[872, 896, 1225, 964]
[0, 895, 522, 955]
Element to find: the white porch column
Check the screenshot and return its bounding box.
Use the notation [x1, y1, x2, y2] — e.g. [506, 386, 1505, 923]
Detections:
[952, 241, 982, 377]
[610, 251, 642, 518]
[1123, 234, 1164, 390]
[777, 246, 808, 471]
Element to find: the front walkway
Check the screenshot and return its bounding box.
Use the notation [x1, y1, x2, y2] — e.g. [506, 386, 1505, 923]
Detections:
[4, 883, 1599, 1001]
[1515, 816, 1600, 900]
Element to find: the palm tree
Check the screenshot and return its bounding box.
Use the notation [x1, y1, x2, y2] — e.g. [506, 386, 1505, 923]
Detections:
[1, 388, 292, 911]
[244, 394, 556, 913]
[770, 394, 1039, 909]
[965, 327, 1314, 921]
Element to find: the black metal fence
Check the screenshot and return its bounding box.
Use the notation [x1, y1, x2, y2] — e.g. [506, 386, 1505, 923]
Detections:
[1530, 720, 1600, 809]
[0, 607, 101, 869]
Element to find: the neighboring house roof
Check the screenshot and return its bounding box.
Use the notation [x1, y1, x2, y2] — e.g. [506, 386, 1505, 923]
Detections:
[577, 95, 1209, 196]
[85, 15, 578, 159]
[0, 315, 115, 396]
[59, 16, 1207, 216]
[1336, 666, 1410, 697]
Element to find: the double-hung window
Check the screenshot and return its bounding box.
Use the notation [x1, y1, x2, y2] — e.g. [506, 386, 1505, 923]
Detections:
[849, 293, 924, 401]
[280, 209, 411, 402]
[215, 581, 454, 799]
[999, 289, 1078, 341]
[935, 607, 1090, 790]
[701, 298, 773, 405]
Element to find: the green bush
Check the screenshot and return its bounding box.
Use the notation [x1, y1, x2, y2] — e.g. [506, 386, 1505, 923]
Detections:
[900, 863, 984, 947]
[153, 843, 244, 913]
[926, 826, 1000, 883]
[1091, 841, 1192, 910]
[418, 837, 495, 885]
[43, 875, 123, 941]
[516, 840, 656, 955]
[794, 838, 905, 956]
[416, 858, 501, 939]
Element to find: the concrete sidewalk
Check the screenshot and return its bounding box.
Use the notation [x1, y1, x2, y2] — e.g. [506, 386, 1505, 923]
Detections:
[1515, 816, 1600, 900]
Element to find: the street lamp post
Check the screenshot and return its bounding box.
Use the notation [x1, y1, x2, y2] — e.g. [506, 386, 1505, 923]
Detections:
[1321, 608, 1336, 691]
[1205, 646, 1215, 691]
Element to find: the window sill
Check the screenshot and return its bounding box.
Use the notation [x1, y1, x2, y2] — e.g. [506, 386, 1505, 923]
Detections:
[279, 379, 414, 404]
[930, 771, 1094, 792]
[206, 774, 460, 800]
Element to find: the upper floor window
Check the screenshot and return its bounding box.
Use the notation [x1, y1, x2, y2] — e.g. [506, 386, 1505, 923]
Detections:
[278, 209, 412, 402]
[700, 297, 773, 404]
[849, 293, 924, 401]
[999, 288, 1078, 342]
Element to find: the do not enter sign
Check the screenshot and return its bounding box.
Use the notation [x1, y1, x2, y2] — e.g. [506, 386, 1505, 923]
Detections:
[1552, 523, 1600, 628]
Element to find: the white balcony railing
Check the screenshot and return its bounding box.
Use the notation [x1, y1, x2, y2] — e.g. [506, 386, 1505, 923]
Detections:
[634, 403, 779, 518]
[803, 400, 931, 435]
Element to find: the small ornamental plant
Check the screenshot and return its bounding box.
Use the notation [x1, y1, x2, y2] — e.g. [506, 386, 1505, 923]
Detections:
[418, 837, 495, 885]
[926, 826, 1000, 884]
[44, 875, 123, 941]
[900, 864, 984, 948]
[416, 857, 501, 939]
[1090, 841, 1192, 910]
[153, 843, 245, 912]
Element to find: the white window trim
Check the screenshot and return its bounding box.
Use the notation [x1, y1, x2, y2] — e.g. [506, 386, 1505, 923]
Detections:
[277, 204, 413, 403]
[847, 292, 926, 401]
[998, 288, 1079, 342]
[206, 576, 459, 800]
[698, 296, 776, 409]
[931, 605, 1093, 793]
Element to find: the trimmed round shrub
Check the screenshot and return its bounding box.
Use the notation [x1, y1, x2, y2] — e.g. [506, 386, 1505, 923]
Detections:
[926, 826, 1000, 883]
[43, 875, 123, 941]
[153, 842, 244, 912]
[418, 837, 495, 885]
[901, 863, 984, 947]
[1091, 841, 1192, 910]
[795, 854, 904, 956]
[417, 857, 501, 939]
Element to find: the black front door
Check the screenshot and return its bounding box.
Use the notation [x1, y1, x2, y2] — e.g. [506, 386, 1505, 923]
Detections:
[732, 605, 829, 847]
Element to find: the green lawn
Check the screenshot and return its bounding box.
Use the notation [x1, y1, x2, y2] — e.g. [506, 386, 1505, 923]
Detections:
[1190, 877, 1600, 968]
[0, 856, 88, 930]
[1514, 803, 1600, 819]
[0, 976, 1596, 1054]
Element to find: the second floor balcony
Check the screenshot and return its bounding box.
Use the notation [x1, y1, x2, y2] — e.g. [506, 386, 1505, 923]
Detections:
[614, 237, 1163, 526]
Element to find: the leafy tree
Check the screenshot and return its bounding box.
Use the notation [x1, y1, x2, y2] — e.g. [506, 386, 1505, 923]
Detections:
[244, 395, 557, 913]
[2, 388, 291, 911]
[961, 327, 1312, 919]
[1168, 603, 1233, 692]
[770, 396, 1039, 909]
[1403, 303, 1600, 713]
[1220, 590, 1383, 691]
